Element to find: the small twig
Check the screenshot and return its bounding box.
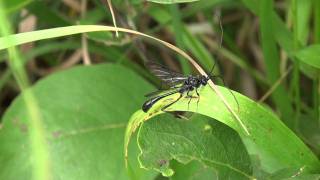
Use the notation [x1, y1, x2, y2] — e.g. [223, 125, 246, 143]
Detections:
[30, 49, 83, 76]
[60, 49, 83, 69]
[104, 0, 119, 37]
[81, 0, 91, 65]
[259, 66, 293, 103]
[236, 15, 250, 49]
[19, 10, 37, 66]
[186, 22, 213, 35]
[81, 34, 91, 65]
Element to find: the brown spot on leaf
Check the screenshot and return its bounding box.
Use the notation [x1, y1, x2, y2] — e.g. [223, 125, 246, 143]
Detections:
[52, 130, 62, 138]
[158, 159, 167, 167]
[12, 118, 19, 125]
[12, 118, 28, 133]
[20, 124, 28, 133]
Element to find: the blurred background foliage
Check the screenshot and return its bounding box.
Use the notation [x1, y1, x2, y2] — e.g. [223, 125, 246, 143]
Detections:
[1, 0, 319, 141]
[0, 0, 320, 179]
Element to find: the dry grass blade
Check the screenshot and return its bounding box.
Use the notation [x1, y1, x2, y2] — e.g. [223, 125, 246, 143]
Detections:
[102, 0, 119, 37]
[259, 66, 293, 103]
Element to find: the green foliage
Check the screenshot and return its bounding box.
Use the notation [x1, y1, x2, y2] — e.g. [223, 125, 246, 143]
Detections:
[295, 44, 320, 69]
[3, 0, 33, 14]
[269, 167, 320, 180]
[125, 84, 320, 178]
[0, 64, 156, 180]
[137, 114, 252, 179]
[0, 0, 319, 179]
[260, 0, 294, 128]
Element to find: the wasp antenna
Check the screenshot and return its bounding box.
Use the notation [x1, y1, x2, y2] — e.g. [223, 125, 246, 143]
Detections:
[208, 11, 223, 77]
[208, 60, 217, 76]
[218, 13, 223, 48]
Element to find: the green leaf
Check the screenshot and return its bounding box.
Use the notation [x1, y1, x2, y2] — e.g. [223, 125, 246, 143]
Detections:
[296, 0, 312, 45]
[295, 44, 320, 69]
[182, 0, 236, 18]
[269, 167, 320, 180]
[315, 0, 320, 42]
[285, 174, 320, 180]
[0, 64, 156, 180]
[3, 0, 33, 14]
[147, 0, 199, 4]
[170, 160, 218, 180]
[125, 85, 320, 176]
[241, 0, 295, 55]
[259, 0, 294, 129]
[137, 114, 253, 179]
[242, 0, 319, 79]
[298, 113, 320, 156]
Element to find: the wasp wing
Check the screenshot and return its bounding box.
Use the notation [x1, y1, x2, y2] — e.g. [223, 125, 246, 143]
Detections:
[144, 86, 182, 98]
[146, 61, 188, 86]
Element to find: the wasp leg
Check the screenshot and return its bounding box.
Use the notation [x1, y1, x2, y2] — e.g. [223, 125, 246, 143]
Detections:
[185, 90, 200, 111]
[195, 88, 200, 111]
[161, 93, 182, 112]
[186, 90, 194, 110]
[186, 89, 191, 97]
[187, 97, 192, 110]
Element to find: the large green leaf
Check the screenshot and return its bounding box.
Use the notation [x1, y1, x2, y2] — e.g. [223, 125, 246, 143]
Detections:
[125, 85, 320, 177]
[0, 64, 156, 180]
[296, 0, 312, 45]
[137, 114, 253, 179]
[295, 44, 320, 69]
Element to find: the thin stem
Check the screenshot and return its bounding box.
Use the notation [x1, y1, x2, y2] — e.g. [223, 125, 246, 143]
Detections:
[0, 2, 51, 180]
[106, 0, 119, 37]
[81, 0, 91, 65]
[259, 66, 293, 103]
[314, 0, 320, 127]
[292, 0, 301, 129]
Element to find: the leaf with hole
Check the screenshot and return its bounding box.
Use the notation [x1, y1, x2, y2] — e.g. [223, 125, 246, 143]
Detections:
[137, 114, 253, 179]
[125, 84, 320, 176]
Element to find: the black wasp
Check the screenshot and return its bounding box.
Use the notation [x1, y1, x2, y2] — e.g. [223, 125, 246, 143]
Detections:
[142, 61, 213, 112]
